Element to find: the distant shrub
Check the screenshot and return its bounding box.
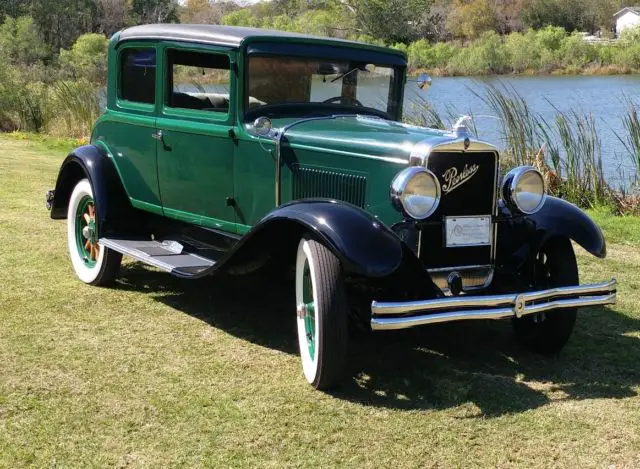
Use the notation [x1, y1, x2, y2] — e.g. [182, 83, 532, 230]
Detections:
[49, 80, 101, 138]
[447, 31, 509, 75]
[390, 42, 408, 55]
[505, 30, 540, 72]
[221, 9, 261, 27]
[535, 26, 567, 52]
[558, 33, 598, 69]
[59, 33, 108, 84]
[0, 16, 48, 65]
[407, 40, 457, 69]
[611, 43, 640, 69]
[620, 24, 640, 42]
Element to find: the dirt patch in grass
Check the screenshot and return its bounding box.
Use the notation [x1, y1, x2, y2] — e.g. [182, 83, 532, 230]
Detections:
[0, 135, 639, 467]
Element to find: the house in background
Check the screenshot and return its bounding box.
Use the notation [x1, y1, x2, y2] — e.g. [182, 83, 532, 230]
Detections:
[614, 7, 640, 37]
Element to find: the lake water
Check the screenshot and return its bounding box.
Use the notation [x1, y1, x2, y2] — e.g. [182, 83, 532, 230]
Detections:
[403, 75, 640, 186]
[175, 74, 640, 185]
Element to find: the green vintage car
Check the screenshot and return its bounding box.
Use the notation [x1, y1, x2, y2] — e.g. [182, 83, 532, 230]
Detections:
[47, 24, 617, 389]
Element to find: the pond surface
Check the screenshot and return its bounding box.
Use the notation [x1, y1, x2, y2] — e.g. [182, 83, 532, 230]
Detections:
[149, 74, 640, 186]
[404, 75, 640, 186]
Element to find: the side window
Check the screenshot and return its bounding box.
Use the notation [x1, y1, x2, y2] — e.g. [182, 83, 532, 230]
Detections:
[120, 48, 156, 104]
[167, 49, 230, 113]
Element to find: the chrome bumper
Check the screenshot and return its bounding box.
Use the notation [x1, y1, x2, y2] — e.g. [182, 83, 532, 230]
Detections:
[370, 279, 617, 331]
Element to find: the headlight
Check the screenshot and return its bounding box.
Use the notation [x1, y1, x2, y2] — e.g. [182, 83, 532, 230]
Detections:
[391, 167, 441, 219]
[502, 166, 546, 214]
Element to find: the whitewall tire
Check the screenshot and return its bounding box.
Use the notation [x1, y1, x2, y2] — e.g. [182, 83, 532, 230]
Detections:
[295, 237, 348, 389]
[66, 178, 121, 285]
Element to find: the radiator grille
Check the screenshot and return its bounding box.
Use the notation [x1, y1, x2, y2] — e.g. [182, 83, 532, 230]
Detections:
[292, 167, 367, 208]
[419, 151, 498, 269]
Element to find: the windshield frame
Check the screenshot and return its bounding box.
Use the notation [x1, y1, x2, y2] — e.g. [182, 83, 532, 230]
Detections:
[242, 44, 406, 122]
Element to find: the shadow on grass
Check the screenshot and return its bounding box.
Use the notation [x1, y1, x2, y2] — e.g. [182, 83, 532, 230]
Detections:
[114, 263, 639, 418]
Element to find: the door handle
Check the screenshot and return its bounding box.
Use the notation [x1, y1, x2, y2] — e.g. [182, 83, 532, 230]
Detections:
[151, 130, 163, 140]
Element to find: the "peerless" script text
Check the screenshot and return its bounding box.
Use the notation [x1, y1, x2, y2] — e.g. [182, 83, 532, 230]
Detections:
[441, 164, 479, 194]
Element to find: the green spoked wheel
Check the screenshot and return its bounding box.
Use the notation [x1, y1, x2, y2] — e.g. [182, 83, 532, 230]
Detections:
[66, 179, 122, 285]
[295, 237, 348, 390]
[74, 195, 99, 267]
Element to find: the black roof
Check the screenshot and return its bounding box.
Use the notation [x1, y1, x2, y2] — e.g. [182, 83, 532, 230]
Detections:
[117, 24, 403, 56]
[122, 24, 342, 46]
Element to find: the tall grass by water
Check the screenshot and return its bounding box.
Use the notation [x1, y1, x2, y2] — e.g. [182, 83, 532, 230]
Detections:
[407, 83, 640, 214]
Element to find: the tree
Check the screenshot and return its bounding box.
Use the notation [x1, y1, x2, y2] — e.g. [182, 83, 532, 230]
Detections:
[130, 0, 179, 24]
[0, 15, 49, 64]
[345, 0, 435, 44]
[520, 0, 609, 33]
[30, 0, 98, 51]
[59, 33, 108, 83]
[447, 0, 497, 41]
[491, 0, 525, 35]
[180, 0, 238, 24]
[95, 0, 128, 36]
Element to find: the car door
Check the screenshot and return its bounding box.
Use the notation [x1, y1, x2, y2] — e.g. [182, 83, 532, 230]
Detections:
[156, 45, 237, 233]
[100, 45, 162, 214]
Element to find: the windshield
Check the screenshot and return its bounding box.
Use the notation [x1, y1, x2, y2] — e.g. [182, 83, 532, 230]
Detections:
[246, 55, 400, 116]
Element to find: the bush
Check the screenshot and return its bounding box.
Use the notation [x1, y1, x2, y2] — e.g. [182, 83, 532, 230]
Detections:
[447, 31, 509, 75]
[221, 9, 261, 27]
[558, 33, 598, 69]
[505, 30, 540, 72]
[535, 26, 567, 52]
[620, 24, 640, 42]
[0, 15, 48, 65]
[59, 33, 108, 84]
[48, 80, 101, 138]
[407, 40, 457, 69]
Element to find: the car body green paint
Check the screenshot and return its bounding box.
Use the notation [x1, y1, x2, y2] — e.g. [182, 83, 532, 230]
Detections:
[91, 27, 417, 234]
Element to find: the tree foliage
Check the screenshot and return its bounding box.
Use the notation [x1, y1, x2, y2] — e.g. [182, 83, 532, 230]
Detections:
[59, 33, 108, 83]
[446, 0, 496, 41]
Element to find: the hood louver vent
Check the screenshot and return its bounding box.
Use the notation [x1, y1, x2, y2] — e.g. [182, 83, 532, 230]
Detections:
[292, 167, 367, 208]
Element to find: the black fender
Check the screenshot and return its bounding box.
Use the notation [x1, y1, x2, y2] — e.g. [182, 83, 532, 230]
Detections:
[213, 199, 439, 300]
[496, 196, 606, 268]
[49, 144, 132, 237]
[221, 199, 407, 278]
[527, 196, 606, 258]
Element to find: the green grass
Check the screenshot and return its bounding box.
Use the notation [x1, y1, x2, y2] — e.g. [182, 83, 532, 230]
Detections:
[1, 135, 639, 467]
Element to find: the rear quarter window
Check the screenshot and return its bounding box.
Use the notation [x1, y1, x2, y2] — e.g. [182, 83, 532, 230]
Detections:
[120, 48, 156, 104]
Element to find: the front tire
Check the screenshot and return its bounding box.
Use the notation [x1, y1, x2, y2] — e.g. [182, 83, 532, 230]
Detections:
[295, 237, 348, 390]
[512, 237, 579, 354]
[67, 178, 122, 285]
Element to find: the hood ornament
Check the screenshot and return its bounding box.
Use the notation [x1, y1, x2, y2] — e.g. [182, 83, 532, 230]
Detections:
[452, 115, 473, 136]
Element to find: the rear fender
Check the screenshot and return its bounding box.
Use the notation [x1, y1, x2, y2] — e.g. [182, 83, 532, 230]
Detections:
[49, 145, 131, 237]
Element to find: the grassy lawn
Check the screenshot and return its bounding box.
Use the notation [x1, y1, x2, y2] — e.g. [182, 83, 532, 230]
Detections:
[0, 134, 639, 468]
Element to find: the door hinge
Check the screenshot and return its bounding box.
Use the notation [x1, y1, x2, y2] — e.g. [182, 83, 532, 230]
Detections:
[228, 128, 238, 143]
[226, 197, 236, 207]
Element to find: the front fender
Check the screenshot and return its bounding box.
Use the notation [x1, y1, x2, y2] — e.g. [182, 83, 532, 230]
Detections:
[50, 145, 131, 237]
[527, 196, 606, 258]
[232, 199, 406, 278]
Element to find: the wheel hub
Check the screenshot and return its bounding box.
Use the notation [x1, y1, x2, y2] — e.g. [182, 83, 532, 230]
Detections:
[76, 196, 100, 265]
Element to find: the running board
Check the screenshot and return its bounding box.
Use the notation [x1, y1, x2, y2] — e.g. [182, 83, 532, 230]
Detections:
[99, 238, 216, 277]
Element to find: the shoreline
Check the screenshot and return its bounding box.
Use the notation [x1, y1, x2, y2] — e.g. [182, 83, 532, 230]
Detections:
[408, 64, 637, 78]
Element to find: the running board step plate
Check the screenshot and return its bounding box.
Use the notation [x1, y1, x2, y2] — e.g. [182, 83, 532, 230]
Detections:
[99, 238, 216, 276]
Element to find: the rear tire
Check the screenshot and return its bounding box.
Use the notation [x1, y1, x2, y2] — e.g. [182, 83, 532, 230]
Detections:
[295, 237, 348, 390]
[512, 237, 578, 354]
[67, 179, 122, 286]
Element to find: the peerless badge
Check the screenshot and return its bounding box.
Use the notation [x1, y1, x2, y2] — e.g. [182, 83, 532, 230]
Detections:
[441, 164, 479, 194]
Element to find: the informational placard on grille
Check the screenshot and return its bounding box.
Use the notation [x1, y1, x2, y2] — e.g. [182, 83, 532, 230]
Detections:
[445, 216, 491, 247]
